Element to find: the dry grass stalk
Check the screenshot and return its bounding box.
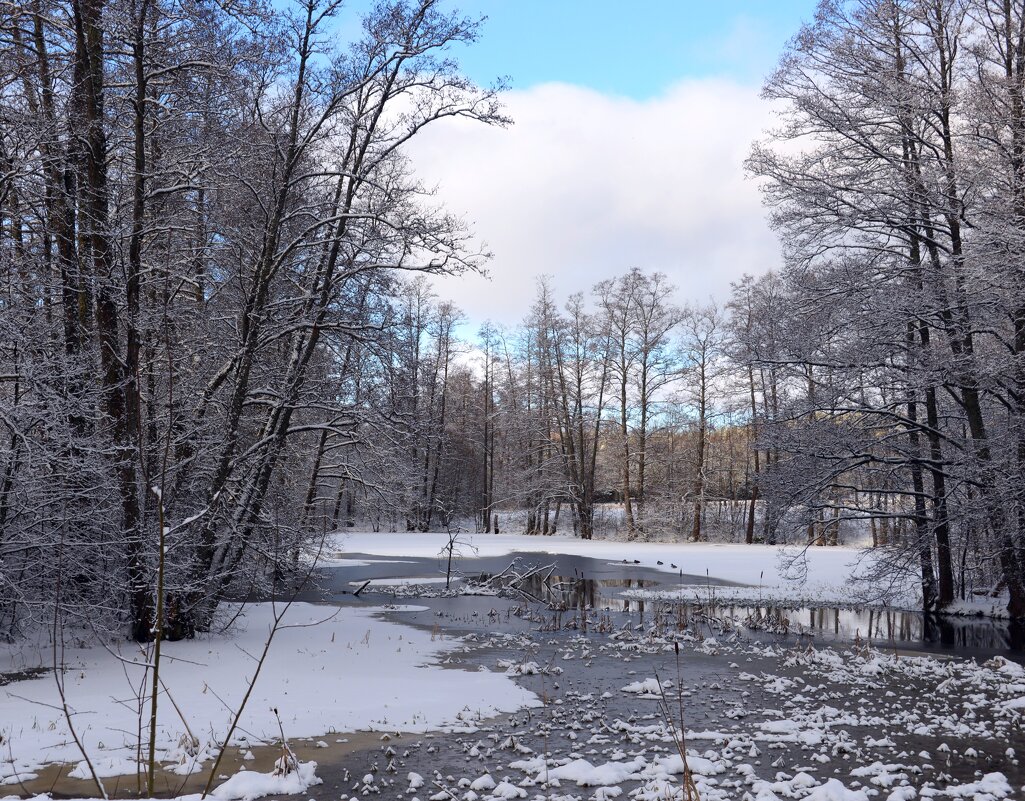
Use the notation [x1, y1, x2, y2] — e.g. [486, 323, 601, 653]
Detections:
[654, 641, 700, 801]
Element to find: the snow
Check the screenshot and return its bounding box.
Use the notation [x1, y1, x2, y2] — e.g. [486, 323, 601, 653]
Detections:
[619, 677, 665, 696]
[546, 755, 647, 786]
[331, 531, 860, 586]
[928, 772, 1013, 798]
[210, 761, 321, 800]
[328, 531, 916, 608]
[407, 771, 425, 791]
[803, 779, 871, 800]
[490, 780, 527, 799]
[469, 773, 496, 791]
[0, 602, 537, 785]
[318, 555, 417, 567]
[67, 757, 141, 780]
[349, 576, 462, 587]
[0, 762, 322, 801]
[2, 531, 1018, 801]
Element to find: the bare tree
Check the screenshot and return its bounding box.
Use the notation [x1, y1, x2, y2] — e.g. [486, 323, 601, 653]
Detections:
[679, 302, 725, 542]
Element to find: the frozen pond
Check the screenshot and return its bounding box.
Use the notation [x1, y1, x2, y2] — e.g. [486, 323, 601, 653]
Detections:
[285, 551, 1025, 801]
[308, 551, 1025, 661]
[11, 550, 1023, 800]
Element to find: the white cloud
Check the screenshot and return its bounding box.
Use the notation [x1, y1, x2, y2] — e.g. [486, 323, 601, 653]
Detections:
[406, 78, 781, 326]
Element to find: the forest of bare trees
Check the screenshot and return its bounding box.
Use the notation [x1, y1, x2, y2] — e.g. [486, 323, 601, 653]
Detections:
[748, 0, 1025, 618]
[4, 0, 1025, 643]
[0, 0, 506, 640]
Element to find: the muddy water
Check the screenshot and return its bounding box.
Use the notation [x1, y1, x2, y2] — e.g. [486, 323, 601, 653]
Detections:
[17, 732, 419, 799]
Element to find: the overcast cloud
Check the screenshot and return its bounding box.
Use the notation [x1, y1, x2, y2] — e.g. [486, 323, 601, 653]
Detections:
[406, 77, 781, 327]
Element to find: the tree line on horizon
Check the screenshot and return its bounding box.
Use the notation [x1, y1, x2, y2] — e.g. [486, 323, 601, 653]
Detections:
[3, 0, 1025, 642]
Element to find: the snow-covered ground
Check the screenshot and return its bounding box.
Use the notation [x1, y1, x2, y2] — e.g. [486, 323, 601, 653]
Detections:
[288, 619, 1025, 801]
[326, 531, 920, 609]
[0, 602, 537, 793]
[6, 531, 1018, 801]
[528, 643, 1024, 801]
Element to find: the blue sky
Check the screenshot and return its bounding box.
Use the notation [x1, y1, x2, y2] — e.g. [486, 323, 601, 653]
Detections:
[446, 0, 818, 97]
[332, 1, 819, 97]
[333, 0, 821, 323]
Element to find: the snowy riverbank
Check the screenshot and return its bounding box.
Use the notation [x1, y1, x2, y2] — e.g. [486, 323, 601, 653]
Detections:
[5, 530, 1018, 801]
[0, 602, 537, 793]
[326, 531, 922, 610]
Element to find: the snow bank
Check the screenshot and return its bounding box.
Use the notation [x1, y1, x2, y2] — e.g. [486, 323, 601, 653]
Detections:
[210, 761, 321, 800]
[329, 531, 918, 608]
[546, 755, 646, 785]
[349, 576, 461, 587]
[0, 602, 537, 785]
[0, 762, 321, 801]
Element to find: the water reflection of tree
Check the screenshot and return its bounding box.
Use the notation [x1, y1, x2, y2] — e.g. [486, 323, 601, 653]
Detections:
[923, 616, 1025, 652]
[516, 573, 598, 611]
[494, 568, 1024, 655]
[511, 573, 659, 617]
[650, 601, 1022, 655]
